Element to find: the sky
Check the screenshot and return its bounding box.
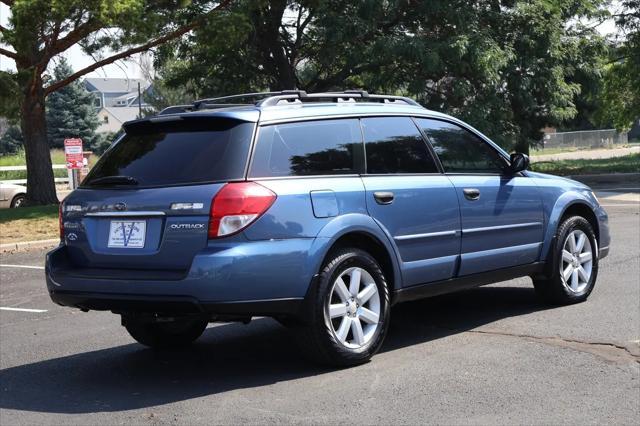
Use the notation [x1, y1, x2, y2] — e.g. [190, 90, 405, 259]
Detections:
[0, 3, 144, 80]
[0, 2, 623, 82]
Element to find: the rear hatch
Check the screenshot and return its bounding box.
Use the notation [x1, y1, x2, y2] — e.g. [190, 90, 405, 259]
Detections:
[61, 115, 255, 275]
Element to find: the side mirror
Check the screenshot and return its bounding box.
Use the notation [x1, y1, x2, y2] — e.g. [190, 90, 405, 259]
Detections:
[509, 152, 529, 173]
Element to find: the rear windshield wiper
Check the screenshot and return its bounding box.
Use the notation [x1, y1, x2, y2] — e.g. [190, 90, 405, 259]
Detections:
[87, 175, 138, 186]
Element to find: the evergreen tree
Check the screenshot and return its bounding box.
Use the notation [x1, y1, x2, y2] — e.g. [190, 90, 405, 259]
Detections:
[0, 125, 23, 155]
[46, 59, 100, 150]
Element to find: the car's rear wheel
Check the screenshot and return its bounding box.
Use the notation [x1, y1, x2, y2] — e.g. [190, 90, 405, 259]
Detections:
[533, 216, 598, 304]
[123, 315, 208, 348]
[10, 194, 25, 208]
[295, 248, 390, 366]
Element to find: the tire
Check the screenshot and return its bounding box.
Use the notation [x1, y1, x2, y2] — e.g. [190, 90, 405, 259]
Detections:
[533, 216, 599, 304]
[295, 247, 391, 367]
[123, 316, 208, 348]
[10, 194, 25, 208]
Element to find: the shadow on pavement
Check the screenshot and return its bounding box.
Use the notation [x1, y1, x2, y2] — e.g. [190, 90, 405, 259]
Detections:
[0, 285, 551, 414]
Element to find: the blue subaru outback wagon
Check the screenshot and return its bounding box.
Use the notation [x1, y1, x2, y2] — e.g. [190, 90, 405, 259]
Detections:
[46, 91, 610, 366]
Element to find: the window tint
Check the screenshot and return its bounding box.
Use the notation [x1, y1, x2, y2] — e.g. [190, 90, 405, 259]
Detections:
[84, 118, 253, 187]
[249, 119, 364, 177]
[416, 118, 506, 173]
[361, 117, 438, 174]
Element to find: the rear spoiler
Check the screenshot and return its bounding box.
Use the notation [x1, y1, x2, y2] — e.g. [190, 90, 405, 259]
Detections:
[122, 109, 260, 133]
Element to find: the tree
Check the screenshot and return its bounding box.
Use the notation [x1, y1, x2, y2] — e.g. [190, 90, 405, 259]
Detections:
[598, 0, 640, 131]
[46, 58, 100, 150]
[156, 0, 608, 154]
[0, 124, 22, 155]
[0, 0, 230, 205]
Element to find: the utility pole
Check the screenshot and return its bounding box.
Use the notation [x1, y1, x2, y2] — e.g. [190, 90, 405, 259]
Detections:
[137, 82, 142, 117]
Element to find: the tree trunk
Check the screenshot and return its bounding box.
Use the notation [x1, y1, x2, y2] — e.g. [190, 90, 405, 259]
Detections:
[20, 74, 59, 206]
[513, 139, 530, 156]
[253, 0, 298, 90]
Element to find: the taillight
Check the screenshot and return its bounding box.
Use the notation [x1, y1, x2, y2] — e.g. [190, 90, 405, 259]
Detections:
[208, 182, 276, 238]
[58, 202, 64, 240]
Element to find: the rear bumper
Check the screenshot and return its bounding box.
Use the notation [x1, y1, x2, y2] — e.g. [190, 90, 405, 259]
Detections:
[46, 239, 317, 316]
[48, 289, 303, 316]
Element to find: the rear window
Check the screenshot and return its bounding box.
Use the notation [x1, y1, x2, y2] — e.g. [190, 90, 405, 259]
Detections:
[249, 119, 364, 177]
[83, 118, 254, 187]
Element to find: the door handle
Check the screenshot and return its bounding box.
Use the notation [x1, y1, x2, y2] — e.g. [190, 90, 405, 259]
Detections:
[373, 191, 394, 205]
[463, 188, 480, 201]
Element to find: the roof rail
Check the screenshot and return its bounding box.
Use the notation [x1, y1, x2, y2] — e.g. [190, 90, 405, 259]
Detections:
[161, 90, 422, 113]
[158, 105, 194, 115]
[257, 91, 421, 107]
[193, 90, 309, 109]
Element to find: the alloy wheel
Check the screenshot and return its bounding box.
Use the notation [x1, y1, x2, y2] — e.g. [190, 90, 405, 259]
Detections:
[560, 229, 593, 293]
[327, 267, 381, 349]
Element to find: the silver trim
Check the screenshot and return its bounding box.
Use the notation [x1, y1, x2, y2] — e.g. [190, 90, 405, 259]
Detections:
[85, 211, 166, 217]
[394, 230, 459, 241]
[463, 222, 542, 234]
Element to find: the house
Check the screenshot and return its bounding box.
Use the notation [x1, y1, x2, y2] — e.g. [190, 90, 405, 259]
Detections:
[84, 78, 152, 133]
[84, 78, 151, 109]
[96, 107, 141, 133]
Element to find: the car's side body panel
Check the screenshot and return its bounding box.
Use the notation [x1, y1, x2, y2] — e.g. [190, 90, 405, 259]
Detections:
[361, 175, 461, 286]
[244, 176, 367, 240]
[446, 175, 544, 275]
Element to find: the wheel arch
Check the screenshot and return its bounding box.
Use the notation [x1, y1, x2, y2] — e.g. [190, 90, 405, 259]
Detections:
[560, 202, 599, 243]
[309, 214, 403, 293]
[323, 231, 398, 291]
[541, 197, 600, 263]
[11, 192, 26, 207]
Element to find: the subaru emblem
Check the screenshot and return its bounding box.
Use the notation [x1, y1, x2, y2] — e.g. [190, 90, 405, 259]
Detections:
[114, 202, 127, 211]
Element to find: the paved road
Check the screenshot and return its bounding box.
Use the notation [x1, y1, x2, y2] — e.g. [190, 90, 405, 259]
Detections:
[531, 145, 639, 162]
[1, 191, 638, 425]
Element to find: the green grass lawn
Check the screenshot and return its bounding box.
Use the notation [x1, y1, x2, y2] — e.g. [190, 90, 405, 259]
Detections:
[0, 149, 66, 166]
[0, 149, 68, 181]
[0, 205, 59, 244]
[0, 149, 99, 181]
[530, 153, 640, 175]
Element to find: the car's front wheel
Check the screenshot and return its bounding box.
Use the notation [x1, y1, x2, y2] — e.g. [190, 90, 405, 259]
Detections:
[295, 248, 390, 366]
[533, 215, 599, 304]
[123, 315, 208, 348]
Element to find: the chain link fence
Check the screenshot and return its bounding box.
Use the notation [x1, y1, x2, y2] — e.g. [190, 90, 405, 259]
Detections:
[542, 129, 628, 149]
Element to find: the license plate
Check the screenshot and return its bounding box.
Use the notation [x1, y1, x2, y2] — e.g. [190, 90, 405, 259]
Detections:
[108, 221, 146, 248]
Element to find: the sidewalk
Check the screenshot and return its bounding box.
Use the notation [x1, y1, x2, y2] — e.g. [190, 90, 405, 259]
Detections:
[531, 146, 639, 162]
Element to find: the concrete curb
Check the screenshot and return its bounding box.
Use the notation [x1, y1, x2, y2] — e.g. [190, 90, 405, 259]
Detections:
[0, 238, 59, 252]
[567, 173, 640, 187]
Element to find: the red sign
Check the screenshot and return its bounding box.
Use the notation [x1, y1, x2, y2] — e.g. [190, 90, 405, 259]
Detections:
[64, 138, 83, 169]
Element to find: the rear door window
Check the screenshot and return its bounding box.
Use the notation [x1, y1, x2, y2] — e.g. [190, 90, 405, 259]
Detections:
[83, 118, 254, 187]
[361, 117, 438, 174]
[249, 119, 364, 177]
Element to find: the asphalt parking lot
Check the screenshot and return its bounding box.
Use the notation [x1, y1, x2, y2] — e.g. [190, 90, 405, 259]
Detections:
[1, 188, 638, 425]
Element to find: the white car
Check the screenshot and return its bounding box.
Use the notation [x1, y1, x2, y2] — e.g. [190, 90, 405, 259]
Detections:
[0, 182, 26, 208]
